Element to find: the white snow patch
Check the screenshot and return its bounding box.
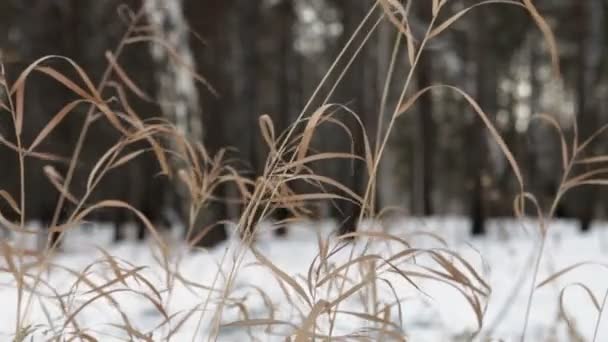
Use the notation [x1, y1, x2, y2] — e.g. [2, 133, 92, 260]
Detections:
[1, 218, 607, 341]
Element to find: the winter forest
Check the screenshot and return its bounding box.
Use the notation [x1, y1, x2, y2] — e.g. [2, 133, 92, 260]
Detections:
[1, 0, 608, 341]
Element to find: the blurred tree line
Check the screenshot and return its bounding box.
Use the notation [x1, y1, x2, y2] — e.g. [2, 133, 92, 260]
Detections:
[1, 0, 608, 247]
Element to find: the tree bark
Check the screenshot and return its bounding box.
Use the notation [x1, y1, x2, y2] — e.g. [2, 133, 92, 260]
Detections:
[412, 53, 435, 216]
[567, 0, 603, 231]
[469, 8, 496, 235]
[329, 0, 373, 234]
[272, 0, 299, 236]
[144, 0, 227, 246]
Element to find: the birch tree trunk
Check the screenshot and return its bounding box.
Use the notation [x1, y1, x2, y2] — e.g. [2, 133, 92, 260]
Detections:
[144, 0, 202, 140]
[144, 0, 222, 245]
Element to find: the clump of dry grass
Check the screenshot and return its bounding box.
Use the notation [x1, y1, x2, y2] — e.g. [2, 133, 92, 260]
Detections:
[1, 1, 608, 341]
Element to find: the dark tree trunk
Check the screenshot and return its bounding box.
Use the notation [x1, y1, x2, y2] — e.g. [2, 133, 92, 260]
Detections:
[330, 0, 374, 235]
[469, 8, 497, 235]
[568, 0, 602, 232]
[184, 0, 231, 246]
[232, 0, 262, 237]
[1, 1, 82, 247]
[412, 52, 435, 216]
[272, 0, 299, 237]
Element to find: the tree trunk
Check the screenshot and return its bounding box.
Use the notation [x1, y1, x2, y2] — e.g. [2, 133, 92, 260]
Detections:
[567, 0, 603, 232]
[231, 0, 262, 237]
[330, 0, 373, 234]
[183, 0, 233, 246]
[272, 0, 299, 237]
[144, 0, 227, 246]
[469, 8, 495, 235]
[144, 0, 202, 139]
[412, 53, 435, 216]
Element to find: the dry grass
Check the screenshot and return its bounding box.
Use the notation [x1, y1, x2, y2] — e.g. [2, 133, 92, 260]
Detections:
[0, 1, 607, 341]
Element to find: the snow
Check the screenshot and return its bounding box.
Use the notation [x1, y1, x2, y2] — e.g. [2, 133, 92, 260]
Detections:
[1, 218, 608, 341]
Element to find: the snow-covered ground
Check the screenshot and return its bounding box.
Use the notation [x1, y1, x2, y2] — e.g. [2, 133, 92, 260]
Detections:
[1, 218, 608, 341]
